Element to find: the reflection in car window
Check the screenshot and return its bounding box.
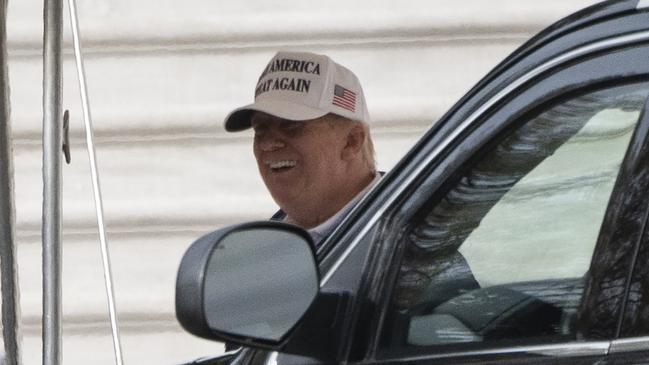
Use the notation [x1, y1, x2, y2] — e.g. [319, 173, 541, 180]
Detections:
[381, 82, 649, 353]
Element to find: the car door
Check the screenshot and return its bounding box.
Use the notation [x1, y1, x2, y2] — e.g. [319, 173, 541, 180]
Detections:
[306, 2, 649, 364]
[353, 82, 649, 365]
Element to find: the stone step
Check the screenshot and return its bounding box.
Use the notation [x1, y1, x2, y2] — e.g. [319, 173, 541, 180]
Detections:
[7, 39, 520, 140]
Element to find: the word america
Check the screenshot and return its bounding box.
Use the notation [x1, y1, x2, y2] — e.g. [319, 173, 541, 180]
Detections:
[259, 58, 321, 79]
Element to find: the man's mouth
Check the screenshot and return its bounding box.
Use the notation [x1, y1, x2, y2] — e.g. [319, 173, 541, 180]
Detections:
[265, 160, 297, 172]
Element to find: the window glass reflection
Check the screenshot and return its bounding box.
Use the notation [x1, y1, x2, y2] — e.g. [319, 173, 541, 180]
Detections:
[382, 82, 649, 351]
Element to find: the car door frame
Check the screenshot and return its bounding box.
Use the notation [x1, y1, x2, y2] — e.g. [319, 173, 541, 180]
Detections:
[604, 92, 649, 360]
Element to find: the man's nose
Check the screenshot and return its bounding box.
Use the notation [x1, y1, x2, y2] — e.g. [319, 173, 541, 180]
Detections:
[256, 133, 285, 152]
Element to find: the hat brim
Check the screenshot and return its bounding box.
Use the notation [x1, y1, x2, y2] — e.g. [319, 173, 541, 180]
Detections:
[224, 99, 329, 132]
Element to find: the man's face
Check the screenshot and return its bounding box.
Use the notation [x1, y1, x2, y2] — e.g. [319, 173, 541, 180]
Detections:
[251, 112, 349, 211]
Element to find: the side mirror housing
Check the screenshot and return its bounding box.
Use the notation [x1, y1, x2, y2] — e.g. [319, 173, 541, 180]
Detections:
[175, 222, 320, 346]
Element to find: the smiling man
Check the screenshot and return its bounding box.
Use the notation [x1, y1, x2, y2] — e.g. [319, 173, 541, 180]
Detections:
[224, 51, 379, 244]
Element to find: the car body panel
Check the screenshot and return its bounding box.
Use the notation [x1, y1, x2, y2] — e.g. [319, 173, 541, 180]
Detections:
[615, 99, 649, 338]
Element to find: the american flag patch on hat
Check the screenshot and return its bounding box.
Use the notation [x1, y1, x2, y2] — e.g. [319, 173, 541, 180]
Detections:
[332, 85, 356, 112]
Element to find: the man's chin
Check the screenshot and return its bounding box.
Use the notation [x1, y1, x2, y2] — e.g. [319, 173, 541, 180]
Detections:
[268, 188, 304, 209]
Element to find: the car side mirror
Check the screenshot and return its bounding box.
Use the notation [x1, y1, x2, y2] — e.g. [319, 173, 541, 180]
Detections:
[175, 222, 319, 345]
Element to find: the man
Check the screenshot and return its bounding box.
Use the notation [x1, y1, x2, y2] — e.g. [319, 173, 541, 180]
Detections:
[223, 51, 380, 244]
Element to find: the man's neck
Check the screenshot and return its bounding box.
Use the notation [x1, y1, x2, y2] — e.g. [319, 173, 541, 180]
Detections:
[285, 171, 376, 229]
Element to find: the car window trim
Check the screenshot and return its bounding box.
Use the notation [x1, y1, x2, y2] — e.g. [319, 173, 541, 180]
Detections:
[320, 29, 649, 287]
[610, 336, 649, 353]
[370, 341, 611, 364]
[612, 98, 649, 339]
[617, 138, 649, 335]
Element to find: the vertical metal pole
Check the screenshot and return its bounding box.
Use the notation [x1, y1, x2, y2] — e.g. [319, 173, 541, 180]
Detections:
[42, 0, 63, 363]
[0, 0, 22, 363]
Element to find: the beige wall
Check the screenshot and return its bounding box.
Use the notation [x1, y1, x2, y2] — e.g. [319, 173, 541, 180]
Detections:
[5, 0, 598, 363]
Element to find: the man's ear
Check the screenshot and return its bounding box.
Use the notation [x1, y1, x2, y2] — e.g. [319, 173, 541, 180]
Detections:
[341, 124, 365, 161]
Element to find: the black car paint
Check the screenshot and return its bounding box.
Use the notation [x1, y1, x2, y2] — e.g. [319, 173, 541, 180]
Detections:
[578, 95, 649, 340]
[616, 97, 649, 338]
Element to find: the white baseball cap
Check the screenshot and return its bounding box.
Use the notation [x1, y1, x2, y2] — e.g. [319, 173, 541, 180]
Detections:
[224, 51, 370, 132]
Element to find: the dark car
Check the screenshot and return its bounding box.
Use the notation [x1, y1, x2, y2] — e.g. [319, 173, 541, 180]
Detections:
[174, 1, 649, 364]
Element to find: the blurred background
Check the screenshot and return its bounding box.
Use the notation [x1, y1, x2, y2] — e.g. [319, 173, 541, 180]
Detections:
[3, 0, 598, 363]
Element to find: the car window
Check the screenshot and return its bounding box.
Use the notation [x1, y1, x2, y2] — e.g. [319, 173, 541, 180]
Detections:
[379, 82, 649, 355]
